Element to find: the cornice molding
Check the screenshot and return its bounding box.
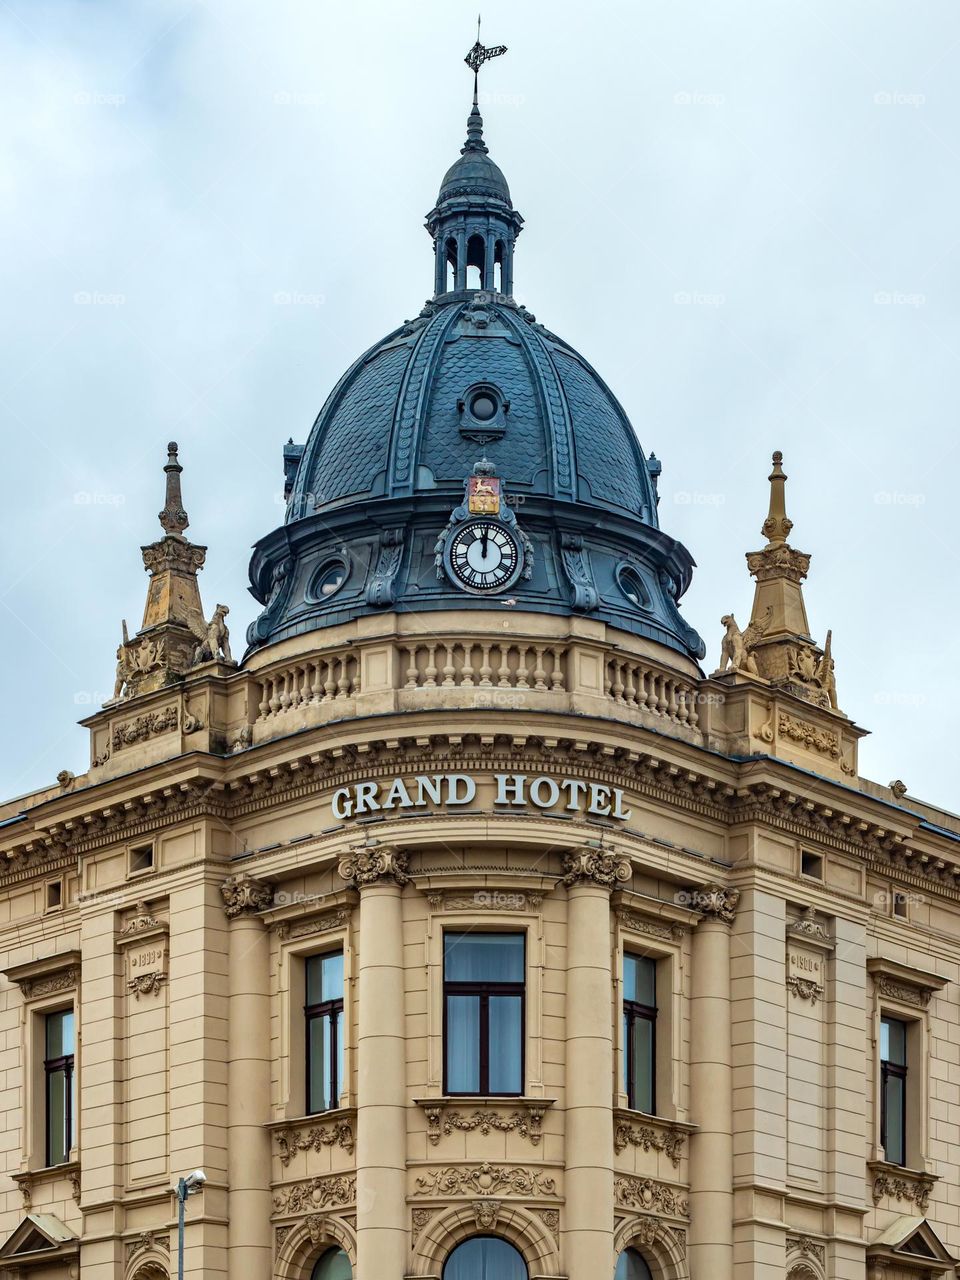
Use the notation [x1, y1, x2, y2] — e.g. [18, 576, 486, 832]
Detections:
[5, 734, 960, 910]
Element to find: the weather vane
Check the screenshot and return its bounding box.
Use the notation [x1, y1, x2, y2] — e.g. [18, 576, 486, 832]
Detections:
[464, 15, 507, 94]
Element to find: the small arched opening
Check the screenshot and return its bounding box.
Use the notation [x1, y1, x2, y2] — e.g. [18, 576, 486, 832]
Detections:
[494, 240, 505, 293]
[445, 238, 458, 292]
[466, 234, 486, 290]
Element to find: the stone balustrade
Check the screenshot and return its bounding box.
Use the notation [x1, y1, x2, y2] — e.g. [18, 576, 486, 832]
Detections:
[605, 656, 700, 729]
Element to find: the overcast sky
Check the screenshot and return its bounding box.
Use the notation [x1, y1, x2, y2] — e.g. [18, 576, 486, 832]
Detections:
[2, 0, 958, 810]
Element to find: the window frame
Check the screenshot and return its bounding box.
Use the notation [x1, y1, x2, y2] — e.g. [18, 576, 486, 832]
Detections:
[304, 950, 345, 1115]
[43, 1008, 75, 1168]
[442, 932, 526, 1098]
[623, 953, 658, 1114]
[880, 1014, 908, 1167]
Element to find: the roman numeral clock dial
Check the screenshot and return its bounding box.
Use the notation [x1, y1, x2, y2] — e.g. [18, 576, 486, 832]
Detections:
[449, 520, 521, 593]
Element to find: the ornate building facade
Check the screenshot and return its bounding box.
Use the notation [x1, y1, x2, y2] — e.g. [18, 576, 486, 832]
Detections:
[1, 52, 958, 1280]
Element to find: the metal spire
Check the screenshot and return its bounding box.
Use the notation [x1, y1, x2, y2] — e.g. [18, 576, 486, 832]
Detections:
[462, 16, 507, 154]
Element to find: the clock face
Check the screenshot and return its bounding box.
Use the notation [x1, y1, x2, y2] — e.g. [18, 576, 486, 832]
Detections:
[448, 520, 523, 594]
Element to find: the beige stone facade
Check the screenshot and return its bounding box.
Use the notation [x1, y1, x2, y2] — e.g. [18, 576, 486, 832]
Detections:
[2, 491, 960, 1279]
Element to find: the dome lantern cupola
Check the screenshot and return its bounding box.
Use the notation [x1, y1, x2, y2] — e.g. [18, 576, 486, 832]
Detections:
[426, 30, 522, 296]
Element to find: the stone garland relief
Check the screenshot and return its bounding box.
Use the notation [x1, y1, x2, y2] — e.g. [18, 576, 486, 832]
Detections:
[872, 1171, 934, 1212]
[16, 967, 78, 1000]
[275, 1120, 355, 1165]
[613, 1176, 689, 1217]
[111, 704, 179, 751]
[272, 1174, 356, 1216]
[424, 1105, 547, 1147]
[777, 711, 841, 760]
[613, 1122, 686, 1167]
[413, 1163, 557, 1199]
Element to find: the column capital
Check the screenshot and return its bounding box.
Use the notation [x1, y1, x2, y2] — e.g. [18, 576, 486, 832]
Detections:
[689, 883, 740, 925]
[560, 847, 631, 891]
[220, 872, 275, 918]
[338, 844, 411, 890]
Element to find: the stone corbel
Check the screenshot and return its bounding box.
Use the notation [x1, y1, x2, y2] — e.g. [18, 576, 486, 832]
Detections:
[220, 872, 276, 918]
[867, 957, 947, 1010]
[337, 844, 410, 889]
[560, 847, 631, 890]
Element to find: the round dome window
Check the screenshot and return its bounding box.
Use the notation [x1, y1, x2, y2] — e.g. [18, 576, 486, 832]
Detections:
[312, 558, 348, 600]
[616, 564, 649, 609]
[469, 391, 498, 422]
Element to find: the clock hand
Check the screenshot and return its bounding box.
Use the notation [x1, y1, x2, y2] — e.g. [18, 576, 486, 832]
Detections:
[481, 527, 488, 559]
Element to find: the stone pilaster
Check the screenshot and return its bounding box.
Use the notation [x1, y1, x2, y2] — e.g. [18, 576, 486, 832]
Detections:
[561, 849, 629, 1277]
[221, 873, 274, 1280]
[688, 884, 739, 1280]
[339, 847, 409, 1277]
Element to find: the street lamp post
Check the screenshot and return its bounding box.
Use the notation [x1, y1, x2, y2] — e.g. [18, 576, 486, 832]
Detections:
[175, 1169, 206, 1280]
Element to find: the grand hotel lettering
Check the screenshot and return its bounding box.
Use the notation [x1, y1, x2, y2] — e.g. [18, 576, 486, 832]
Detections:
[331, 773, 633, 822]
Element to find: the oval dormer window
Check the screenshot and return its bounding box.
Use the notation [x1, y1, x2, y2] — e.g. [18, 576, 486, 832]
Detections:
[616, 564, 650, 609]
[469, 390, 498, 422]
[311, 557, 349, 600]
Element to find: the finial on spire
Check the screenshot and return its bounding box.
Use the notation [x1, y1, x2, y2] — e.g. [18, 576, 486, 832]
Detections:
[462, 17, 506, 153]
[761, 449, 793, 548]
[159, 440, 190, 537]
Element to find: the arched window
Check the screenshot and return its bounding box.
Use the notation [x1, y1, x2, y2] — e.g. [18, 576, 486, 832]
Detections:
[443, 1235, 527, 1280]
[466, 234, 486, 290]
[615, 1248, 653, 1280]
[494, 240, 505, 293]
[311, 1247, 351, 1280]
[445, 238, 458, 292]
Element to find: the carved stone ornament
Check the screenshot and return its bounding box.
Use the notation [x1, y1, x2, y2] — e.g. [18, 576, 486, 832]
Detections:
[337, 845, 411, 890]
[472, 1199, 501, 1230]
[127, 972, 167, 1000]
[787, 906, 833, 947]
[537, 1208, 560, 1243]
[112, 704, 179, 751]
[274, 909, 351, 942]
[688, 884, 740, 925]
[613, 1175, 689, 1217]
[16, 967, 79, 1001]
[411, 1207, 434, 1243]
[872, 1169, 935, 1212]
[786, 1236, 826, 1265]
[558, 532, 599, 611]
[424, 1104, 548, 1147]
[874, 975, 933, 1008]
[127, 1231, 170, 1261]
[413, 1162, 557, 1198]
[561, 849, 631, 890]
[120, 901, 167, 936]
[275, 1119, 355, 1164]
[364, 528, 405, 607]
[715, 607, 772, 677]
[614, 1121, 687, 1167]
[778, 711, 840, 759]
[631, 1215, 663, 1247]
[616, 910, 685, 942]
[786, 975, 822, 1005]
[272, 1174, 356, 1215]
[220, 873, 275, 918]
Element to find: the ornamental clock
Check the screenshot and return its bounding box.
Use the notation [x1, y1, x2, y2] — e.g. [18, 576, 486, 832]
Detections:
[435, 461, 533, 596]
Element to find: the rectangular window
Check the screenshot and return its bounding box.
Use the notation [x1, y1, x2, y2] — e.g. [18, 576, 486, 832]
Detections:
[444, 933, 524, 1096]
[305, 951, 344, 1113]
[881, 1015, 907, 1165]
[44, 1009, 75, 1167]
[624, 954, 657, 1113]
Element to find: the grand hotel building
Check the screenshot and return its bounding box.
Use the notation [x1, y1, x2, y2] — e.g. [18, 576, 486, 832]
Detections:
[1, 61, 958, 1280]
